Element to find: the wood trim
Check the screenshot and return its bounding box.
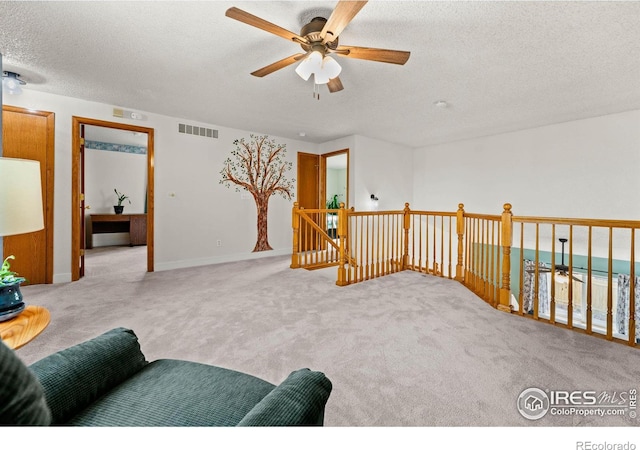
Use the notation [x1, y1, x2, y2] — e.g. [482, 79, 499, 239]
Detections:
[320, 148, 349, 209]
[147, 129, 155, 272]
[2, 105, 55, 284]
[71, 117, 154, 280]
[513, 216, 640, 228]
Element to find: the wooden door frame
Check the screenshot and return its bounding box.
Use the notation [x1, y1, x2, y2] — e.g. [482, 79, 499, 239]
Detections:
[71, 117, 154, 281]
[2, 105, 55, 283]
[320, 149, 349, 209]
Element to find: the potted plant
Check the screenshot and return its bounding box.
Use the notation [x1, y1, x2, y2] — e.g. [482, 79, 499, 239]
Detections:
[326, 194, 340, 238]
[114, 188, 131, 214]
[326, 194, 340, 211]
[0, 255, 26, 321]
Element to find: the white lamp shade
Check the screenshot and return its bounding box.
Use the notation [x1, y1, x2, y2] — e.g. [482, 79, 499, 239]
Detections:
[322, 56, 342, 79]
[311, 56, 342, 85]
[313, 72, 330, 85]
[295, 51, 323, 81]
[0, 158, 44, 236]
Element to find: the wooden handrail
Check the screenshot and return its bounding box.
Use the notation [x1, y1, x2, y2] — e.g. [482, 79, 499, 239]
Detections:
[291, 201, 639, 349]
[514, 216, 640, 228]
[348, 210, 406, 217]
[291, 202, 300, 268]
[298, 210, 340, 252]
[464, 213, 502, 221]
[499, 203, 513, 312]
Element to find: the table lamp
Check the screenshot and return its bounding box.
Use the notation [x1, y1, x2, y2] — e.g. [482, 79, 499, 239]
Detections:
[0, 157, 44, 321]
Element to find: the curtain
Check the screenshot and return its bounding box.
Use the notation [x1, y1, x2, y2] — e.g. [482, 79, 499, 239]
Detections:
[616, 274, 640, 342]
[523, 260, 550, 315]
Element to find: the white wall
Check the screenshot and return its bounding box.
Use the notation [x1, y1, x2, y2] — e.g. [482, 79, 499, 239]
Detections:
[6, 86, 637, 283]
[320, 134, 413, 211]
[5, 90, 317, 281]
[413, 110, 640, 260]
[413, 110, 640, 219]
[85, 148, 147, 247]
[85, 149, 147, 215]
[326, 168, 347, 206]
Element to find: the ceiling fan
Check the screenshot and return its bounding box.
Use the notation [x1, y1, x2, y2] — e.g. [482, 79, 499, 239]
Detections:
[225, 1, 411, 96]
[526, 238, 584, 283]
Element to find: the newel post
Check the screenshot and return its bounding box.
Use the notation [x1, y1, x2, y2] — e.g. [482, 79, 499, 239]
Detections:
[455, 203, 465, 282]
[402, 203, 411, 270]
[498, 203, 513, 313]
[336, 202, 348, 286]
[290, 202, 300, 269]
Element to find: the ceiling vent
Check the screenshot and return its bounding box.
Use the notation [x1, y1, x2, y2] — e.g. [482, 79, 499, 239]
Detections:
[178, 123, 218, 139]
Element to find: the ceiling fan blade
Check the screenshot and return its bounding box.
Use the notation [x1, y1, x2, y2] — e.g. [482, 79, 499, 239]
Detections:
[251, 53, 306, 78]
[226, 7, 305, 43]
[327, 77, 344, 93]
[335, 45, 411, 65]
[321, 1, 368, 44]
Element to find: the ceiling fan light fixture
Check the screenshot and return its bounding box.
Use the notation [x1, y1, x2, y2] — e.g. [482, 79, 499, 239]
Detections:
[322, 55, 342, 79]
[2, 71, 26, 95]
[310, 56, 342, 85]
[295, 50, 323, 81]
[226, 4, 411, 95]
[295, 51, 341, 85]
[313, 72, 330, 85]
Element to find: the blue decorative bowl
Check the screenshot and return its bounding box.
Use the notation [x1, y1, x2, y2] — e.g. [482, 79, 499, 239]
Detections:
[0, 302, 25, 322]
[0, 281, 24, 310]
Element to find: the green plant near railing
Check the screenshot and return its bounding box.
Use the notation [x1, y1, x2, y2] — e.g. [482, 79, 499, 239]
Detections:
[326, 194, 340, 211]
[0, 255, 25, 286]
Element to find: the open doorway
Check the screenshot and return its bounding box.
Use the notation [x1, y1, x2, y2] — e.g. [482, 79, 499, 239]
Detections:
[297, 148, 349, 247]
[297, 148, 349, 211]
[323, 151, 348, 208]
[322, 150, 348, 240]
[83, 126, 148, 277]
[71, 117, 154, 281]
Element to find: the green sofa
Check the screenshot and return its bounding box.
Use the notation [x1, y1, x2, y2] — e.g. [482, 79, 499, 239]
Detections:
[0, 327, 332, 426]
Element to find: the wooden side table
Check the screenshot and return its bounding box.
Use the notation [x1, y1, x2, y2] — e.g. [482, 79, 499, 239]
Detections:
[0, 305, 50, 350]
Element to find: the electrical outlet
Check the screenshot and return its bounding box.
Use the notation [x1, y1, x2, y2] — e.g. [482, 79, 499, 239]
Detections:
[216, 240, 222, 247]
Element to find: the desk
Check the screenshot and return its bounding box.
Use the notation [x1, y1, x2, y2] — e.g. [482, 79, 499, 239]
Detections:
[0, 305, 50, 350]
[88, 214, 147, 248]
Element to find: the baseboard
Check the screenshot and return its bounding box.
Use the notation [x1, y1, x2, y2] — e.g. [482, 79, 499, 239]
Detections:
[53, 273, 72, 284]
[154, 248, 290, 272]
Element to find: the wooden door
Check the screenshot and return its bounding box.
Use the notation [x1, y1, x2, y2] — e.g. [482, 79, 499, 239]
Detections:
[2, 106, 55, 284]
[297, 152, 320, 210]
[297, 152, 320, 251]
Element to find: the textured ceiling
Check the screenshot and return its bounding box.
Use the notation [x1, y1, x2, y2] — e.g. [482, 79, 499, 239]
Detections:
[1, 1, 639, 148]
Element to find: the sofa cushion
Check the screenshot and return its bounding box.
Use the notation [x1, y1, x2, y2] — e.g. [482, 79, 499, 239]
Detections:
[237, 368, 332, 426]
[0, 340, 51, 425]
[29, 327, 148, 424]
[66, 359, 277, 426]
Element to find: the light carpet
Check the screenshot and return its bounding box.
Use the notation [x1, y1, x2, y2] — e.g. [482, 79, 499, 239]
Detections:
[14, 246, 640, 427]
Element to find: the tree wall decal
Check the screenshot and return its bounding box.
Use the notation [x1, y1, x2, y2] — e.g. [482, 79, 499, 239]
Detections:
[220, 134, 295, 252]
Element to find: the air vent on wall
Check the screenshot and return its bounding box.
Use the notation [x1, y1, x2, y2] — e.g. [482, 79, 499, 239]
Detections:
[178, 123, 218, 139]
